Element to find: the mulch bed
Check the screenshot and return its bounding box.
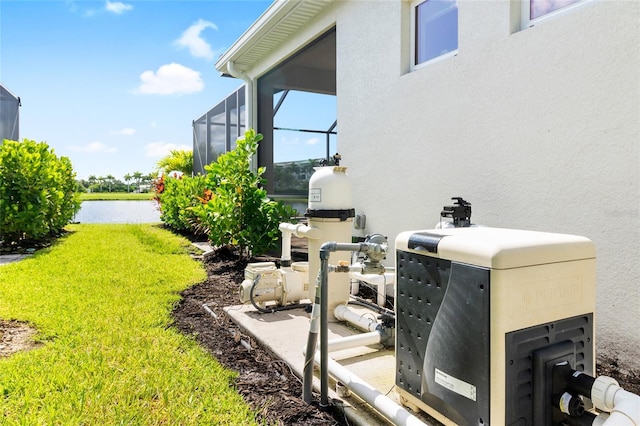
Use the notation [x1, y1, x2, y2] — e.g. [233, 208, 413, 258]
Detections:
[171, 247, 348, 426]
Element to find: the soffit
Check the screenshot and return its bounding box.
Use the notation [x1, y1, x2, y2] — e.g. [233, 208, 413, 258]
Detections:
[215, 0, 334, 75]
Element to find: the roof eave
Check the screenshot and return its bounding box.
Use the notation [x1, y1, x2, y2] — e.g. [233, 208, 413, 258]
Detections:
[215, 0, 334, 76]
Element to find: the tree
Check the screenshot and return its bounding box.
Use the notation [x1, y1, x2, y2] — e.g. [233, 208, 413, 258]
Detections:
[124, 173, 132, 193]
[157, 150, 193, 176]
[105, 174, 115, 192]
[132, 171, 143, 192]
[87, 175, 97, 193]
[97, 176, 105, 192]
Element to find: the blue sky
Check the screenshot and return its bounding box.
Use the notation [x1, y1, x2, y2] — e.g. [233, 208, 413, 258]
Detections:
[0, 0, 273, 180]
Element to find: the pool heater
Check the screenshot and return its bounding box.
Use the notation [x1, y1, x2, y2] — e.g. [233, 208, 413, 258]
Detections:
[395, 227, 596, 425]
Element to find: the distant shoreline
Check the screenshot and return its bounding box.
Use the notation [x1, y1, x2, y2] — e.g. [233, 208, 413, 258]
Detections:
[80, 192, 154, 201]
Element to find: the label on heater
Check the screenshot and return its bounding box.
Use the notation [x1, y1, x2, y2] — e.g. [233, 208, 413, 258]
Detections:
[435, 368, 477, 401]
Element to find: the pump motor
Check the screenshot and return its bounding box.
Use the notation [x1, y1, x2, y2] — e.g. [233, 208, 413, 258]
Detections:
[239, 261, 310, 308]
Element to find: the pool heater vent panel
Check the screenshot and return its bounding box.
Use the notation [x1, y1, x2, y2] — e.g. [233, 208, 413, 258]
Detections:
[395, 227, 596, 426]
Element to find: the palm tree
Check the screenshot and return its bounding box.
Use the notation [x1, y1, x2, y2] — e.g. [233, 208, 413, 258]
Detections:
[106, 174, 115, 193]
[97, 176, 105, 192]
[88, 175, 97, 193]
[124, 173, 132, 193]
[156, 150, 193, 176]
[132, 171, 143, 192]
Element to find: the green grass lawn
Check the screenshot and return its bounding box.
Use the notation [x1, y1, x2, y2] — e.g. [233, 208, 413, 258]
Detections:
[80, 192, 154, 201]
[0, 224, 257, 425]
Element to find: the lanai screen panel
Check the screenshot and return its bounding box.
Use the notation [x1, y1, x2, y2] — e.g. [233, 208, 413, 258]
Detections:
[0, 84, 20, 142]
[193, 114, 207, 175]
[192, 86, 245, 175]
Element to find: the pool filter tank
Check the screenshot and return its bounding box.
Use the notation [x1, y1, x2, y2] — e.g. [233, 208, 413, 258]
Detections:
[394, 227, 596, 425]
[305, 166, 355, 320]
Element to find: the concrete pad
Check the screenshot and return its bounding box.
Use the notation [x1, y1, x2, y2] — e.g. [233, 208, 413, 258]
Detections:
[0, 254, 30, 266]
[225, 303, 439, 425]
[191, 241, 214, 254]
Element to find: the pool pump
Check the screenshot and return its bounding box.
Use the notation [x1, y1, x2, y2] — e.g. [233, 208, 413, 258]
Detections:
[238, 166, 355, 316]
[395, 226, 596, 425]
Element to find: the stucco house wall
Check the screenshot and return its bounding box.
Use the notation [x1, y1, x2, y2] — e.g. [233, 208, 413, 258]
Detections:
[224, 0, 640, 372]
[336, 0, 639, 372]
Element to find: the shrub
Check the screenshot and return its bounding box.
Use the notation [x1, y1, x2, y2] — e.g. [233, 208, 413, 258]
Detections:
[193, 129, 296, 258]
[0, 139, 81, 245]
[155, 173, 207, 234]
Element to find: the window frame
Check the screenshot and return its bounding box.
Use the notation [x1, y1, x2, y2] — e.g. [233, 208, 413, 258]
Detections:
[410, 0, 459, 70]
[520, 0, 587, 29]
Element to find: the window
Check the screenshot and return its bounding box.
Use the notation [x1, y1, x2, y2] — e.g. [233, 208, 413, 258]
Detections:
[522, 0, 582, 26]
[413, 0, 458, 66]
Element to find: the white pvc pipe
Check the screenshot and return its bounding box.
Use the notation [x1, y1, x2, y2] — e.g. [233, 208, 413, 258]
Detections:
[592, 376, 640, 426]
[327, 331, 383, 353]
[593, 414, 608, 426]
[279, 222, 322, 264]
[602, 389, 640, 425]
[280, 227, 293, 264]
[279, 222, 322, 239]
[334, 304, 379, 332]
[313, 352, 428, 426]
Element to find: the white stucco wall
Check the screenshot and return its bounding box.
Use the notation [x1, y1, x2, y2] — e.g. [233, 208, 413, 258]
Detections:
[332, 0, 639, 371]
[244, 0, 639, 372]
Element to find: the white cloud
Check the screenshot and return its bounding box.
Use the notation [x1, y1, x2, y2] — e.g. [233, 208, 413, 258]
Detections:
[105, 1, 133, 14]
[110, 128, 136, 135]
[69, 142, 117, 153]
[135, 63, 204, 95]
[279, 136, 300, 145]
[175, 19, 218, 60]
[145, 142, 191, 158]
[306, 137, 320, 145]
[65, 1, 78, 13]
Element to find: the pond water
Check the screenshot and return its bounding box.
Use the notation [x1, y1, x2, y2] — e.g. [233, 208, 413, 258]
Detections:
[74, 200, 161, 224]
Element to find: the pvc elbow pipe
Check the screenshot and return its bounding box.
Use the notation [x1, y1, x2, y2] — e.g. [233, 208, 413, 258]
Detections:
[280, 222, 322, 265]
[602, 389, 640, 425]
[280, 228, 292, 263]
[279, 223, 322, 265]
[279, 222, 321, 239]
[592, 376, 640, 425]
